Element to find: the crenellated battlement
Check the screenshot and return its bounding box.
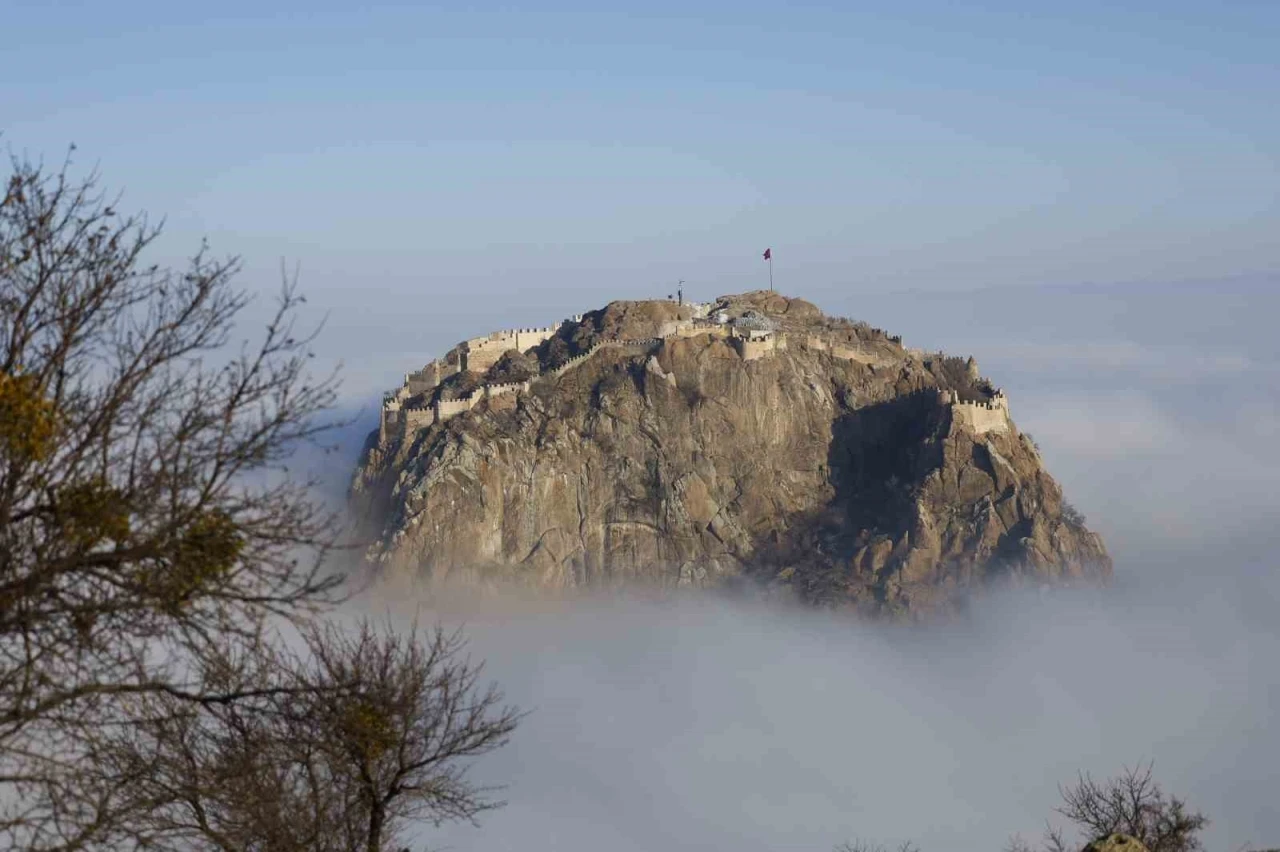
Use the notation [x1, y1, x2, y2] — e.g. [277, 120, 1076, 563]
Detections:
[549, 347, 597, 378]
[800, 332, 890, 365]
[938, 388, 1010, 434]
[881, 387, 1012, 435]
[433, 395, 478, 422]
[460, 325, 560, 372]
[380, 311, 798, 444]
[482, 381, 532, 406]
[377, 301, 1004, 445]
[731, 328, 787, 361]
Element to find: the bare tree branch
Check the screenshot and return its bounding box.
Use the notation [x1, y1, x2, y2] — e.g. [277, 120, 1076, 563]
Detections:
[1, 150, 348, 849]
[115, 618, 522, 852]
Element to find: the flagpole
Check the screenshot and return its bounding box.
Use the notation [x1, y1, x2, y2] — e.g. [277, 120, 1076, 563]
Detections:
[769, 255, 773, 292]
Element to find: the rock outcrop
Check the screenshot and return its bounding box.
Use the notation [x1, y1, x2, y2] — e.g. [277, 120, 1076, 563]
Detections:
[351, 291, 1110, 617]
[1083, 835, 1149, 852]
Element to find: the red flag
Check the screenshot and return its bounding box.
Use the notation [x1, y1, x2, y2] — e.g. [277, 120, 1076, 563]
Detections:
[763, 248, 772, 260]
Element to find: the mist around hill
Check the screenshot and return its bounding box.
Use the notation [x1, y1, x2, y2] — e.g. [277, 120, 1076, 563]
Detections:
[294, 276, 1280, 852]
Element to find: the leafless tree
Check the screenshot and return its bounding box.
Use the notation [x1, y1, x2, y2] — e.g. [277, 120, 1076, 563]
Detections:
[1008, 763, 1208, 852]
[116, 619, 521, 852]
[1, 150, 345, 848]
[1051, 763, 1207, 852]
[835, 840, 920, 852]
[1005, 835, 1037, 852]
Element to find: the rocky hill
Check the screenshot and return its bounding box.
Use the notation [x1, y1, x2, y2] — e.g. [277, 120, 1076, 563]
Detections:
[351, 291, 1110, 616]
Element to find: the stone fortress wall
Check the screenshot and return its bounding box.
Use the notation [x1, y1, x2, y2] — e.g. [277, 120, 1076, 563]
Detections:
[803, 330, 898, 366]
[939, 388, 1010, 435]
[732, 326, 788, 361]
[460, 326, 560, 373]
[378, 299, 1003, 444]
[405, 360, 457, 396]
[891, 386, 1012, 437]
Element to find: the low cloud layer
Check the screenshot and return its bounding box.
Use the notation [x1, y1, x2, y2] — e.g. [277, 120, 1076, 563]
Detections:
[315, 278, 1277, 851]
[381, 576, 1278, 852]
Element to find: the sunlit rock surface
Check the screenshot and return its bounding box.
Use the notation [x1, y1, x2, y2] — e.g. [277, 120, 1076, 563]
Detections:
[352, 291, 1110, 616]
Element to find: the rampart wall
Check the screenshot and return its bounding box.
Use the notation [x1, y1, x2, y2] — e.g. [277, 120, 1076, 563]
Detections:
[940, 389, 1009, 435]
[460, 326, 559, 372]
[379, 399, 402, 444]
[831, 344, 877, 364]
[804, 333, 869, 361]
[378, 305, 985, 445]
[406, 360, 457, 395]
[732, 330, 786, 361]
[403, 406, 436, 433]
[485, 379, 531, 400]
[549, 347, 597, 378]
[677, 319, 729, 339]
[434, 394, 478, 423]
[425, 379, 539, 425]
[384, 320, 787, 443]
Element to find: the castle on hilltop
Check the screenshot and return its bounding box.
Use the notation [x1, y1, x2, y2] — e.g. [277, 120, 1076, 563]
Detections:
[377, 298, 1010, 446]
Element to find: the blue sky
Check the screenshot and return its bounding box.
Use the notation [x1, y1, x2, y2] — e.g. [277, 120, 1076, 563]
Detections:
[5, 0, 1278, 316]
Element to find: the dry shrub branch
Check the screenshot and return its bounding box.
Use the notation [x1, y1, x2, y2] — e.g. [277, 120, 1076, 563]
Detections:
[1, 151, 519, 851]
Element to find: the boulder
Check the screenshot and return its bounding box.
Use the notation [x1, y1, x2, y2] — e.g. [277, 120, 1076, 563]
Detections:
[1083, 834, 1149, 852]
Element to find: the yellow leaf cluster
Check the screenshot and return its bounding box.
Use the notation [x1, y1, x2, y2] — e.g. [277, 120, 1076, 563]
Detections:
[59, 479, 131, 549]
[340, 701, 397, 759]
[0, 371, 58, 462]
[147, 509, 244, 612]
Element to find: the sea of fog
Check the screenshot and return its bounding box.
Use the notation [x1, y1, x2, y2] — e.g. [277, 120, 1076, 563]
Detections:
[303, 276, 1278, 852]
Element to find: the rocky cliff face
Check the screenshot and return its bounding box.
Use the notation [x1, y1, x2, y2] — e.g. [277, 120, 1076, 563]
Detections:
[351, 292, 1110, 616]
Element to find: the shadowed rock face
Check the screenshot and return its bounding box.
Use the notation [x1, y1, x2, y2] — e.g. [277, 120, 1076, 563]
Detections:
[351, 292, 1110, 617]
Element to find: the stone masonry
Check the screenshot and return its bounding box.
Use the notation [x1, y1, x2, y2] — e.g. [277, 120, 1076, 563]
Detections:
[377, 301, 1009, 445]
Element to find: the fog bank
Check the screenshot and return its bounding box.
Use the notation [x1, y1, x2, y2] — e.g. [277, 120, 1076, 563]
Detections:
[310, 277, 1278, 851]
[367, 571, 1272, 852]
